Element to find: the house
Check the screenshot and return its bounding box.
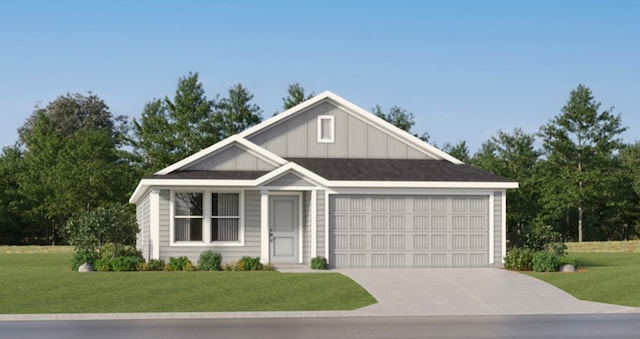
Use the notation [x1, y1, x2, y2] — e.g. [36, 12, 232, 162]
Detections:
[129, 91, 518, 268]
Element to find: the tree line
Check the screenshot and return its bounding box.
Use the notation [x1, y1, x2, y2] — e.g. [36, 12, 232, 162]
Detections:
[0, 73, 637, 246]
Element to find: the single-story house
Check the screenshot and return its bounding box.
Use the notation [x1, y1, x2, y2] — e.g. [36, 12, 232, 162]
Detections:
[129, 91, 518, 268]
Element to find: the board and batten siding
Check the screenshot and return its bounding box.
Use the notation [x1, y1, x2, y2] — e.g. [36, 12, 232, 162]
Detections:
[247, 101, 431, 159]
[493, 191, 503, 263]
[157, 189, 262, 263]
[135, 191, 151, 260]
[183, 145, 276, 171]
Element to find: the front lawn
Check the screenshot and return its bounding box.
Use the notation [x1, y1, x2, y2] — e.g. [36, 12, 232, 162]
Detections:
[0, 252, 376, 314]
[525, 252, 640, 307]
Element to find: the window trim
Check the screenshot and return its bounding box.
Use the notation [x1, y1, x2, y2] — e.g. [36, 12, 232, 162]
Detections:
[170, 190, 244, 247]
[317, 115, 335, 143]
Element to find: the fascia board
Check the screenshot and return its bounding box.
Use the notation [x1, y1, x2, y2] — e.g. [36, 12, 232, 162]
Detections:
[255, 162, 329, 187]
[156, 135, 242, 175]
[327, 180, 519, 189]
[238, 91, 335, 138]
[326, 93, 464, 164]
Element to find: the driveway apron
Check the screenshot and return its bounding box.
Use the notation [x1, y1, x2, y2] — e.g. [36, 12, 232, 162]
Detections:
[337, 268, 639, 316]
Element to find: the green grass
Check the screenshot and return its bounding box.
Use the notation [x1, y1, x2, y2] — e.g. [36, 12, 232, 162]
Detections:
[525, 252, 640, 307]
[0, 252, 376, 314]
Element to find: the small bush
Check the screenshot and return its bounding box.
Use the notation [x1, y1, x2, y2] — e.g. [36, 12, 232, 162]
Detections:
[168, 256, 193, 271]
[136, 261, 147, 272]
[310, 256, 328, 270]
[111, 256, 143, 272]
[198, 251, 222, 271]
[238, 256, 263, 271]
[504, 248, 534, 271]
[69, 251, 97, 271]
[146, 259, 165, 271]
[94, 258, 112, 271]
[532, 251, 560, 272]
[262, 263, 275, 271]
[557, 255, 578, 268]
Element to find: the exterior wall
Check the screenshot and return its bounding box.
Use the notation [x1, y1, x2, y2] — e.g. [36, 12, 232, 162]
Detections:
[184, 145, 276, 171]
[493, 191, 503, 263]
[265, 173, 314, 187]
[135, 191, 151, 260]
[247, 101, 432, 160]
[157, 189, 262, 263]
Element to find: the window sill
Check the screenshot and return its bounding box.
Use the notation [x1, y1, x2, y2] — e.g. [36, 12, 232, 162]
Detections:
[170, 241, 244, 247]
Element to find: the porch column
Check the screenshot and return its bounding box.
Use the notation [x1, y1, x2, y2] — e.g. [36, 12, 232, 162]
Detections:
[260, 190, 269, 263]
[150, 188, 160, 260]
[311, 189, 317, 258]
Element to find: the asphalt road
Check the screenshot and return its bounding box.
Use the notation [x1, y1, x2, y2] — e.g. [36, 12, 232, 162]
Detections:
[3, 314, 640, 339]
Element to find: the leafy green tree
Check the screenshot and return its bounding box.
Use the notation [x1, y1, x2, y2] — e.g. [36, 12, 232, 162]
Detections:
[372, 105, 430, 142]
[538, 84, 627, 241]
[130, 72, 219, 173]
[65, 203, 139, 259]
[216, 83, 263, 138]
[472, 128, 542, 245]
[441, 140, 470, 162]
[282, 83, 314, 110]
[0, 146, 32, 244]
[17, 93, 132, 244]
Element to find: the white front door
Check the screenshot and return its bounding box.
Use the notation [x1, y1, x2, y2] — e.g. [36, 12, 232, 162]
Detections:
[269, 195, 298, 264]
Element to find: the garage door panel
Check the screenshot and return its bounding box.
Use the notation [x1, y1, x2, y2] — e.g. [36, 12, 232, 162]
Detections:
[330, 195, 490, 268]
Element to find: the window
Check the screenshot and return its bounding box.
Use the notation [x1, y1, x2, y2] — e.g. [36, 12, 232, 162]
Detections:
[317, 115, 334, 143]
[174, 193, 203, 241]
[212, 193, 240, 242]
[171, 191, 243, 245]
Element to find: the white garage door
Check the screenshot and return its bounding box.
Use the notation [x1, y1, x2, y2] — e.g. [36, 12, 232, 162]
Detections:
[329, 195, 490, 268]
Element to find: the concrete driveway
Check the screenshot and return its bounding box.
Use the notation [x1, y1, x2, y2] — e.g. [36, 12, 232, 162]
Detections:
[337, 268, 640, 316]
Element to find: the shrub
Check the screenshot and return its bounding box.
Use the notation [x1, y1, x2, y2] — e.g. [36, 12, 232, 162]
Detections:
[532, 251, 560, 272]
[146, 259, 165, 271]
[557, 255, 578, 268]
[504, 248, 534, 271]
[168, 256, 193, 271]
[310, 256, 329, 270]
[69, 251, 97, 271]
[198, 251, 222, 271]
[111, 256, 143, 272]
[136, 261, 147, 272]
[510, 223, 566, 255]
[238, 256, 263, 271]
[94, 257, 112, 271]
[262, 263, 275, 271]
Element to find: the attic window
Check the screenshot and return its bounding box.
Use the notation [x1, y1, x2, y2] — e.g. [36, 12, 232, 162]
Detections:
[317, 115, 334, 143]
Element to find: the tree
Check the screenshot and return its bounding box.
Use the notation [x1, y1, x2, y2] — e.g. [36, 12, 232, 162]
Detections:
[130, 72, 218, 173]
[282, 83, 314, 110]
[538, 84, 627, 241]
[441, 140, 470, 163]
[65, 203, 139, 258]
[472, 128, 542, 245]
[372, 105, 430, 142]
[0, 146, 32, 244]
[17, 93, 132, 244]
[216, 83, 263, 139]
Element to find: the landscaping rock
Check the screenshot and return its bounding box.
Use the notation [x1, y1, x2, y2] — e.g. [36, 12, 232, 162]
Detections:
[78, 262, 94, 272]
[559, 264, 575, 272]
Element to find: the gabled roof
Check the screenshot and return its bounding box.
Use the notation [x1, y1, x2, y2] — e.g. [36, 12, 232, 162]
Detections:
[239, 91, 463, 164]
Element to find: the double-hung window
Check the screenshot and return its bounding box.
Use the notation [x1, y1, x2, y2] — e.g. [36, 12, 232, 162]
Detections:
[211, 193, 240, 242]
[172, 191, 242, 245]
[174, 193, 203, 241]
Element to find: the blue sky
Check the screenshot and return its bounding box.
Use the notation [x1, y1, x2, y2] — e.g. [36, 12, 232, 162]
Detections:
[1, 0, 639, 153]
